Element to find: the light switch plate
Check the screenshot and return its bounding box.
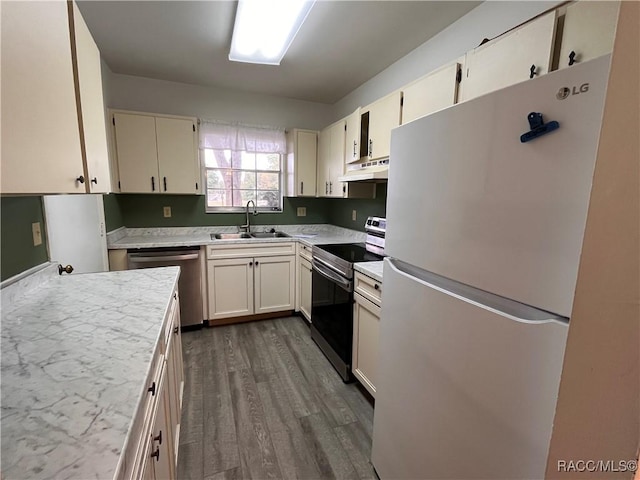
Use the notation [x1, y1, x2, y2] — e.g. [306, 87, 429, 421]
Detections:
[32, 222, 42, 246]
[163, 206, 172, 218]
[297, 207, 307, 217]
[352, 210, 357, 221]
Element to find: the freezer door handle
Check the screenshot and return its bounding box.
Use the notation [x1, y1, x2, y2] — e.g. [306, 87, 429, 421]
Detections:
[386, 258, 568, 325]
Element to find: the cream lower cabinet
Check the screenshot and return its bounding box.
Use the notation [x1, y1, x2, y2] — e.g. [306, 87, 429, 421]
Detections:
[296, 243, 313, 322]
[119, 290, 183, 480]
[207, 243, 296, 321]
[352, 271, 383, 398]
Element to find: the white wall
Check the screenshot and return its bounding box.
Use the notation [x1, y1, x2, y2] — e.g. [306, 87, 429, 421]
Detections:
[105, 67, 334, 131]
[332, 1, 563, 120]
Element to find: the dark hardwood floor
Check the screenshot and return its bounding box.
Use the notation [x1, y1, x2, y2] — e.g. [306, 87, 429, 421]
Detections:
[177, 316, 376, 480]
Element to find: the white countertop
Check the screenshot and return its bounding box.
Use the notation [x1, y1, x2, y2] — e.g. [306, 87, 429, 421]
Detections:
[1, 264, 180, 479]
[107, 224, 367, 250]
[354, 261, 384, 283]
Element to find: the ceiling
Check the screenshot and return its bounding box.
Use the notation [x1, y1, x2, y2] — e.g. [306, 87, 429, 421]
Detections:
[77, 1, 481, 104]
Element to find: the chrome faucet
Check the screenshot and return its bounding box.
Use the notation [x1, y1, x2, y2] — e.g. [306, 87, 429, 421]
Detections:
[239, 200, 258, 232]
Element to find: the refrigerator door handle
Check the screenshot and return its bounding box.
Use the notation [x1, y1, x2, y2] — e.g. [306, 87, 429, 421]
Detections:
[387, 258, 569, 325]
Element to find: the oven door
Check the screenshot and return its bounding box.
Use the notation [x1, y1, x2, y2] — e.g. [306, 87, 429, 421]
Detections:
[310, 259, 354, 381]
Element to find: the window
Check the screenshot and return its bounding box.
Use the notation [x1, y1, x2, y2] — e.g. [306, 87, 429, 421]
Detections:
[200, 121, 286, 212]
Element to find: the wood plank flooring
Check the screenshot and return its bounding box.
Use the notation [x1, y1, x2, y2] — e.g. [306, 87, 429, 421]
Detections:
[177, 316, 376, 480]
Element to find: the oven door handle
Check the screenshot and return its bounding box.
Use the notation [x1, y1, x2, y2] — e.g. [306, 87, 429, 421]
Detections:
[313, 260, 352, 291]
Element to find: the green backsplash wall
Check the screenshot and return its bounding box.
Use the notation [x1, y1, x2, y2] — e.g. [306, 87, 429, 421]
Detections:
[326, 183, 387, 231]
[113, 195, 331, 228]
[106, 186, 386, 231]
[1, 196, 49, 281]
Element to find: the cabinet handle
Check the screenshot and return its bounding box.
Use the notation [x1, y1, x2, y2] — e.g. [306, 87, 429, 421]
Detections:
[174, 326, 179, 335]
[91, 177, 98, 185]
[249, 261, 253, 267]
[300, 181, 304, 195]
[76, 175, 85, 184]
[153, 430, 162, 445]
[368, 139, 373, 157]
[148, 381, 156, 396]
[529, 64, 537, 79]
[255, 261, 259, 266]
[325, 182, 328, 194]
[150, 447, 160, 461]
[174, 292, 177, 300]
[353, 140, 357, 157]
[329, 182, 332, 194]
[374, 284, 379, 290]
[163, 177, 167, 191]
[568, 50, 576, 66]
[151, 177, 155, 191]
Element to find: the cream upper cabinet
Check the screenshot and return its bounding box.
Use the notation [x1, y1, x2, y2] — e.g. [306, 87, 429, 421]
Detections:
[362, 91, 402, 161]
[401, 62, 461, 125]
[317, 120, 345, 197]
[557, 1, 620, 70]
[459, 11, 558, 102]
[254, 255, 296, 314]
[112, 111, 199, 194]
[1, 0, 109, 194]
[286, 129, 317, 197]
[113, 113, 159, 193]
[344, 108, 362, 164]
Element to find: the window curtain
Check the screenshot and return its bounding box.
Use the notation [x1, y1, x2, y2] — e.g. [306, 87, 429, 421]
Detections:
[199, 120, 286, 154]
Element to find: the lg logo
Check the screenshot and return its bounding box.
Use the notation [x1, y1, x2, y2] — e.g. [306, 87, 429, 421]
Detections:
[557, 83, 590, 100]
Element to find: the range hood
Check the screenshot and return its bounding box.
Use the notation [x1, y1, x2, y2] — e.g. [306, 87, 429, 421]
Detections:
[338, 159, 389, 182]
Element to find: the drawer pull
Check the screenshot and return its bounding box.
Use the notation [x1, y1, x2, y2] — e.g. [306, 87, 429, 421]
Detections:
[374, 284, 379, 290]
[174, 326, 179, 335]
[148, 381, 156, 396]
[151, 447, 160, 461]
[153, 430, 162, 445]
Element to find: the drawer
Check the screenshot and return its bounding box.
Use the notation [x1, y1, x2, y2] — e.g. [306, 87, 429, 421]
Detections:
[297, 243, 312, 262]
[355, 271, 382, 306]
[207, 242, 295, 259]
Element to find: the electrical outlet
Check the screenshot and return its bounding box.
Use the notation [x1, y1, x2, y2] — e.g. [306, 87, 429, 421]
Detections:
[352, 210, 357, 221]
[163, 206, 172, 218]
[32, 222, 42, 246]
[297, 207, 307, 217]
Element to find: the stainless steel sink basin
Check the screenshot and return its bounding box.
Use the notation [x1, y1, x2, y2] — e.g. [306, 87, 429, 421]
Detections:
[250, 231, 290, 238]
[211, 233, 251, 240]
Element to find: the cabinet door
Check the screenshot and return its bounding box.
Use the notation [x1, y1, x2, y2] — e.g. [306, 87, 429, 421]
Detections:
[316, 127, 331, 197]
[1, 1, 85, 194]
[344, 108, 361, 164]
[156, 117, 199, 194]
[296, 130, 317, 196]
[165, 298, 183, 464]
[72, 2, 111, 193]
[352, 292, 381, 398]
[367, 91, 402, 161]
[208, 258, 254, 319]
[460, 11, 557, 102]
[299, 257, 312, 322]
[328, 121, 345, 197]
[557, 1, 619, 70]
[114, 113, 159, 193]
[402, 63, 460, 125]
[254, 255, 295, 314]
[150, 367, 174, 480]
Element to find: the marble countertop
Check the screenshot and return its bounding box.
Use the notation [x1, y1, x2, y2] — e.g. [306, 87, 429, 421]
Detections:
[107, 224, 367, 250]
[354, 261, 384, 283]
[1, 264, 180, 480]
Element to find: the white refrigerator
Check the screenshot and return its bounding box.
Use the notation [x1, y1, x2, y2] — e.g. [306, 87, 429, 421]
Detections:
[372, 54, 612, 479]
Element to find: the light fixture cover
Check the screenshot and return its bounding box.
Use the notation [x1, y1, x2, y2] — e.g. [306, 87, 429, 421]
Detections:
[229, 0, 316, 65]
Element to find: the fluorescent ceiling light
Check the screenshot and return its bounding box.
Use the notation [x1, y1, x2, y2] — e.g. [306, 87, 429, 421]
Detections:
[229, 0, 316, 65]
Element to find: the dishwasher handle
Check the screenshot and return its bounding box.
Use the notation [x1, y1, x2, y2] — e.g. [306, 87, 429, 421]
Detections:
[129, 252, 200, 263]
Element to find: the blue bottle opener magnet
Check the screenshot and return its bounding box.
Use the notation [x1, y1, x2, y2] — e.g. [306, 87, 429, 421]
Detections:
[520, 112, 559, 143]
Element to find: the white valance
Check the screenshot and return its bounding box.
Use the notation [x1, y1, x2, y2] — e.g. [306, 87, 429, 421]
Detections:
[199, 120, 287, 155]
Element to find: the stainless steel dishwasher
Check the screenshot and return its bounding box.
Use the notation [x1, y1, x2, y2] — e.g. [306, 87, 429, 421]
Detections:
[127, 247, 203, 328]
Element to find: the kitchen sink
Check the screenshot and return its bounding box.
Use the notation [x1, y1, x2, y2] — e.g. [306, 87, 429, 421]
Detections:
[211, 233, 251, 240]
[250, 231, 290, 238]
